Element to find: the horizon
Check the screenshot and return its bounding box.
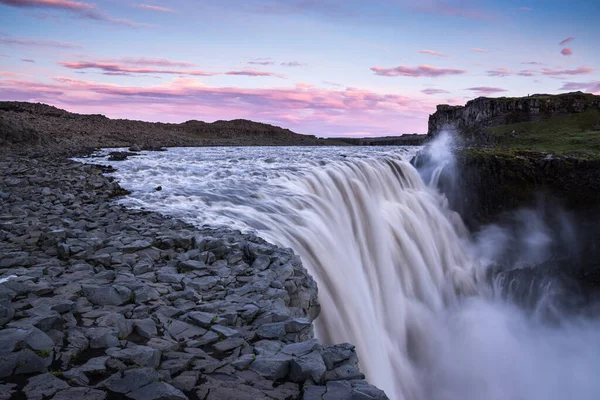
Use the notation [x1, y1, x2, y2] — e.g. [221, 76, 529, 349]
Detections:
[0, 1, 598, 137]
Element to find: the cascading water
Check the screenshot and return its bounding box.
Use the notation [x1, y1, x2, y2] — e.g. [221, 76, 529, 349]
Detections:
[79, 143, 600, 400]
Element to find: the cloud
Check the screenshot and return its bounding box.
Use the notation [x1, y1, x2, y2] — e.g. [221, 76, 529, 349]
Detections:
[559, 81, 600, 94]
[421, 88, 450, 95]
[132, 3, 174, 13]
[225, 70, 285, 78]
[371, 64, 466, 77]
[0, 71, 30, 77]
[0, 75, 438, 135]
[418, 50, 448, 57]
[561, 48, 573, 56]
[322, 81, 343, 87]
[522, 61, 544, 65]
[21, 58, 36, 63]
[559, 37, 574, 45]
[59, 61, 217, 76]
[517, 70, 536, 77]
[118, 57, 194, 68]
[281, 61, 306, 67]
[541, 66, 595, 76]
[0, 0, 145, 27]
[466, 86, 507, 96]
[0, 35, 82, 48]
[519, 7, 532, 11]
[471, 47, 488, 53]
[487, 67, 512, 77]
[248, 61, 276, 66]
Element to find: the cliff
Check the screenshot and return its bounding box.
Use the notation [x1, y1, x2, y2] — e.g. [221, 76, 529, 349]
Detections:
[428, 92, 600, 144]
[0, 102, 328, 156]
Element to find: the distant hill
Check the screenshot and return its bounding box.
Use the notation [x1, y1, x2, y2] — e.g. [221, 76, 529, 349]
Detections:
[324, 134, 427, 146]
[427, 92, 600, 155]
[0, 102, 333, 155]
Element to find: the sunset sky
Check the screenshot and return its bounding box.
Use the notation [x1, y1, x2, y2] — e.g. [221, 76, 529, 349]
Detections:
[0, 0, 598, 137]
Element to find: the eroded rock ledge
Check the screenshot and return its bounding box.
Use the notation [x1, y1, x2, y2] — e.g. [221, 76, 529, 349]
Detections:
[0, 156, 387, 400]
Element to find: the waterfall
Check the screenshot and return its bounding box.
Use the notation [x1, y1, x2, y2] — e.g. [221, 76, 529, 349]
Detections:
[255, 156, 478, 399]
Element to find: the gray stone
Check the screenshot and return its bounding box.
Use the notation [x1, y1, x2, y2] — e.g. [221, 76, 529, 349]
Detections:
[282, 339, 320, 357]
[86, 327, 119, 348]
[324, 363, 365, 382]
[165, 319, 206, 341]
[210, 325, 239, 338]
[0, 327, 54, 356]
[106, 344, 161, 368]
[252, 255, 271, 271]
[134, 286, 160, 303]
[178, 260, 206, 271]
[52, 387, 107, 400]
[0, 384, 17, 400]
[82, 285, 132, 306]
[185, 311, 216, 328]
[321, 343, 356, 370]
[232, 354, 255, 370]
[102, 367, 160, 394]
[134, 318, 157, 339]
[79, 356, 109, 374]
[213, 337, 245, 353]
[171, 371, 199, 392]
[256, 322, 286, 340]
[188, 276, 219, 291]
[289, 351, 326, 384]
[23, 373, 70, 400]
[128, 381, 187, 400]
[254, 340, 283, 357]
[123, 240, 152, 252]
[0, 297, 14, 326]
[147, 337, 180, 352]
[96, 314, 133, 338]
[250, 355, 291, 380]
[303, 385, 327, 400]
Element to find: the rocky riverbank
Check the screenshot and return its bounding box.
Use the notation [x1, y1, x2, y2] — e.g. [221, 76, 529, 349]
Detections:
[0, 155, 387, 399]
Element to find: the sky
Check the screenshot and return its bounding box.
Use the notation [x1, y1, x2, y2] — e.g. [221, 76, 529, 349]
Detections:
[0, 0, 598, 137]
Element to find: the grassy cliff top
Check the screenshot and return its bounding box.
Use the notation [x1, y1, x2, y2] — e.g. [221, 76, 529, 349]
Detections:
[487, 108, 600, 157]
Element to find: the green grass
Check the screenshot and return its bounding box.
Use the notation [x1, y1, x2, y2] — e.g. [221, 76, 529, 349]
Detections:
[487, 108, 600, 157]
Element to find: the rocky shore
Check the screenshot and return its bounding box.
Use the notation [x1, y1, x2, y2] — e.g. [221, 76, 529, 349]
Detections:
[0, 155, 387, 399]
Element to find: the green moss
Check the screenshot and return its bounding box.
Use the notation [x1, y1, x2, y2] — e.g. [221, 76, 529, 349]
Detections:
[35, 349, 52, 358]
[211, 315, 219, 324]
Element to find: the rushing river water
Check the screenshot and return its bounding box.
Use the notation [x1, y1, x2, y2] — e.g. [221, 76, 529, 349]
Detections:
[80, 144, 600, 400]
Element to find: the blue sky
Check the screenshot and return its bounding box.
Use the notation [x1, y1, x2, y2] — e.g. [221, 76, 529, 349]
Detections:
[0, 0, 598, 136]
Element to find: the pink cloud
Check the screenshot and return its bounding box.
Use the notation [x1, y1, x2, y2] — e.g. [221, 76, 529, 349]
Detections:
[559, 81, 600, 94]
[118, 57, 194, 68]
[559, 37, 574, 45]
[466, 86, 508, 96]
[0, 0, 145, 27]
[225, 70, 285, 78]
[21, 58, 36, 63]
[541, 66, 595, 76]
[0, 71, 30, 77]
[418, 50, 448, 57]
[371, 64, 466, 77]
[421, 88, 450, 95]
[561, 48, 573, 56]
[487, 67, 512, 77]
[471, 48, 488, 53]
[59, 61, 217, 76]
[522, 61, 544, 65]
[0, 76, 437, 135]
[0, 35, 82, 48]
[132, 3, 175, 13]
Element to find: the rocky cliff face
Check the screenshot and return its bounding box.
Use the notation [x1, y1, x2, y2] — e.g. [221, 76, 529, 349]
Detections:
[428, 92, 600, 141]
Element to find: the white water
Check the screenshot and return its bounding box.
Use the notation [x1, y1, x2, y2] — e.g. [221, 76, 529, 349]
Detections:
[79, 145, 600, 400]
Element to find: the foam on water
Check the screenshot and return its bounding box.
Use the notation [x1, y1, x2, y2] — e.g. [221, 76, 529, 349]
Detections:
[78, 145, 600, 400]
